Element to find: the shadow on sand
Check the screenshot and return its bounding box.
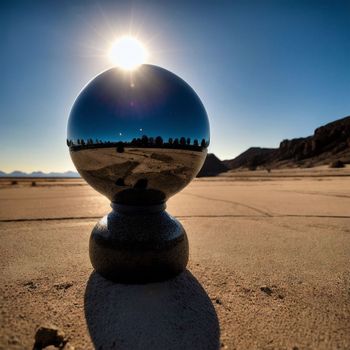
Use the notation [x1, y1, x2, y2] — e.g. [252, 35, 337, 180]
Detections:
[84, 270, 220, 350]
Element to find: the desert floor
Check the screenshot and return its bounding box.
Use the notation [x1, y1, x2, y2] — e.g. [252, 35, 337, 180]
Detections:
[0, 169, 349, 349]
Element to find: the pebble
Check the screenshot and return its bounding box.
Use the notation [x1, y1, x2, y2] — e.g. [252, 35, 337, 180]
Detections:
[54, 282, 73, 291]
[260, 286, 273, 296]
[33, 324, 66, 349]
[23, 281, 37, 290]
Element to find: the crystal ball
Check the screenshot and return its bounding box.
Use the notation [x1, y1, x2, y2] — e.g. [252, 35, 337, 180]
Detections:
[67, 64, 210, 205]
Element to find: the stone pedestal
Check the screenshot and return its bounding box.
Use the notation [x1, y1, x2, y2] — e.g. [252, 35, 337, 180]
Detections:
[89, 203, 189, 283]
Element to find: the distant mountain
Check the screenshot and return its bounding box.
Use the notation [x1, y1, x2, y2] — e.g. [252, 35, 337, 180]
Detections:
[224, 115, 350, 169]
[0, 170, 80, 178]
[197, 153, 228, 177]
[30, 171, 45, 177]
[223, 147, 276, 170]
[48, 171, 80, 177]
[9, 171, 28, 177]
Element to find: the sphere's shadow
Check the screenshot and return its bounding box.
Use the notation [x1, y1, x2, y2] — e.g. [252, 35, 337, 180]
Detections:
[84, 270, 220, 350]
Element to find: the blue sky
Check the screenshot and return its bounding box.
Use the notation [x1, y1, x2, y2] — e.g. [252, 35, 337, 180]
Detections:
[1, 0, 349, 172]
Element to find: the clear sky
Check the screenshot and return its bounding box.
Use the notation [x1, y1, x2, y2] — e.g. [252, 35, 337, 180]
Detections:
[1, 0, 349, 172]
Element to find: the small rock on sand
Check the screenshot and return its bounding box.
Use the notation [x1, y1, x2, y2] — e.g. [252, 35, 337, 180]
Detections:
[260, 286, 273, 296]
[53, 282, 73, 291]
[33, 325, 67, 349]
[23, 281, 37, 289]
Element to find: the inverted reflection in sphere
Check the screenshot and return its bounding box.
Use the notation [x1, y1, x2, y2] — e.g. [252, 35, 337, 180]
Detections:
[67, 64, 210, 205]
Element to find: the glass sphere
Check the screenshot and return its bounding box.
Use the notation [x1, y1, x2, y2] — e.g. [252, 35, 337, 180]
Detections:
[67, 64, 210, 205]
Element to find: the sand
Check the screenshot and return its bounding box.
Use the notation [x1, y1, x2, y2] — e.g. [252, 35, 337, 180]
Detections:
[0, 170, 349, 349]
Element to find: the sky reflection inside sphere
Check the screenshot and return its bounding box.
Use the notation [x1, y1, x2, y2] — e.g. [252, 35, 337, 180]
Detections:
[67, 64, 209, 147]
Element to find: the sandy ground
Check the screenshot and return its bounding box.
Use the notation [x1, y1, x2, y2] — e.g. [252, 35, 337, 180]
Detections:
[0, 171, 349, 349]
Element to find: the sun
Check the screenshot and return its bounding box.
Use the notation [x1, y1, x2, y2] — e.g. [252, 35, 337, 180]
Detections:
[108, 36, 148, 70]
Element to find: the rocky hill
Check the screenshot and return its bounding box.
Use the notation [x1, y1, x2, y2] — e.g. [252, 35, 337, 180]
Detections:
[224, 116, 350, 169]
[223, 147, 275, 170]
[197, 153, 228, 177]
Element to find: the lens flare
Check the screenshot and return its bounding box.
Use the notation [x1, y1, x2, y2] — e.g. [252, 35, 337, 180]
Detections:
[108, 36, 148, 70]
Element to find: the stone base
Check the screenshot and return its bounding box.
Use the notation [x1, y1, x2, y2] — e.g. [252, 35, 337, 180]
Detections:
[89, 203, 189, 283]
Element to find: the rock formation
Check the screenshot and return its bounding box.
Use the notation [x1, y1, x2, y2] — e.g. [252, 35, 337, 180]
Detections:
[197, 154, 228, 177]
[224, 115, 350, 169]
